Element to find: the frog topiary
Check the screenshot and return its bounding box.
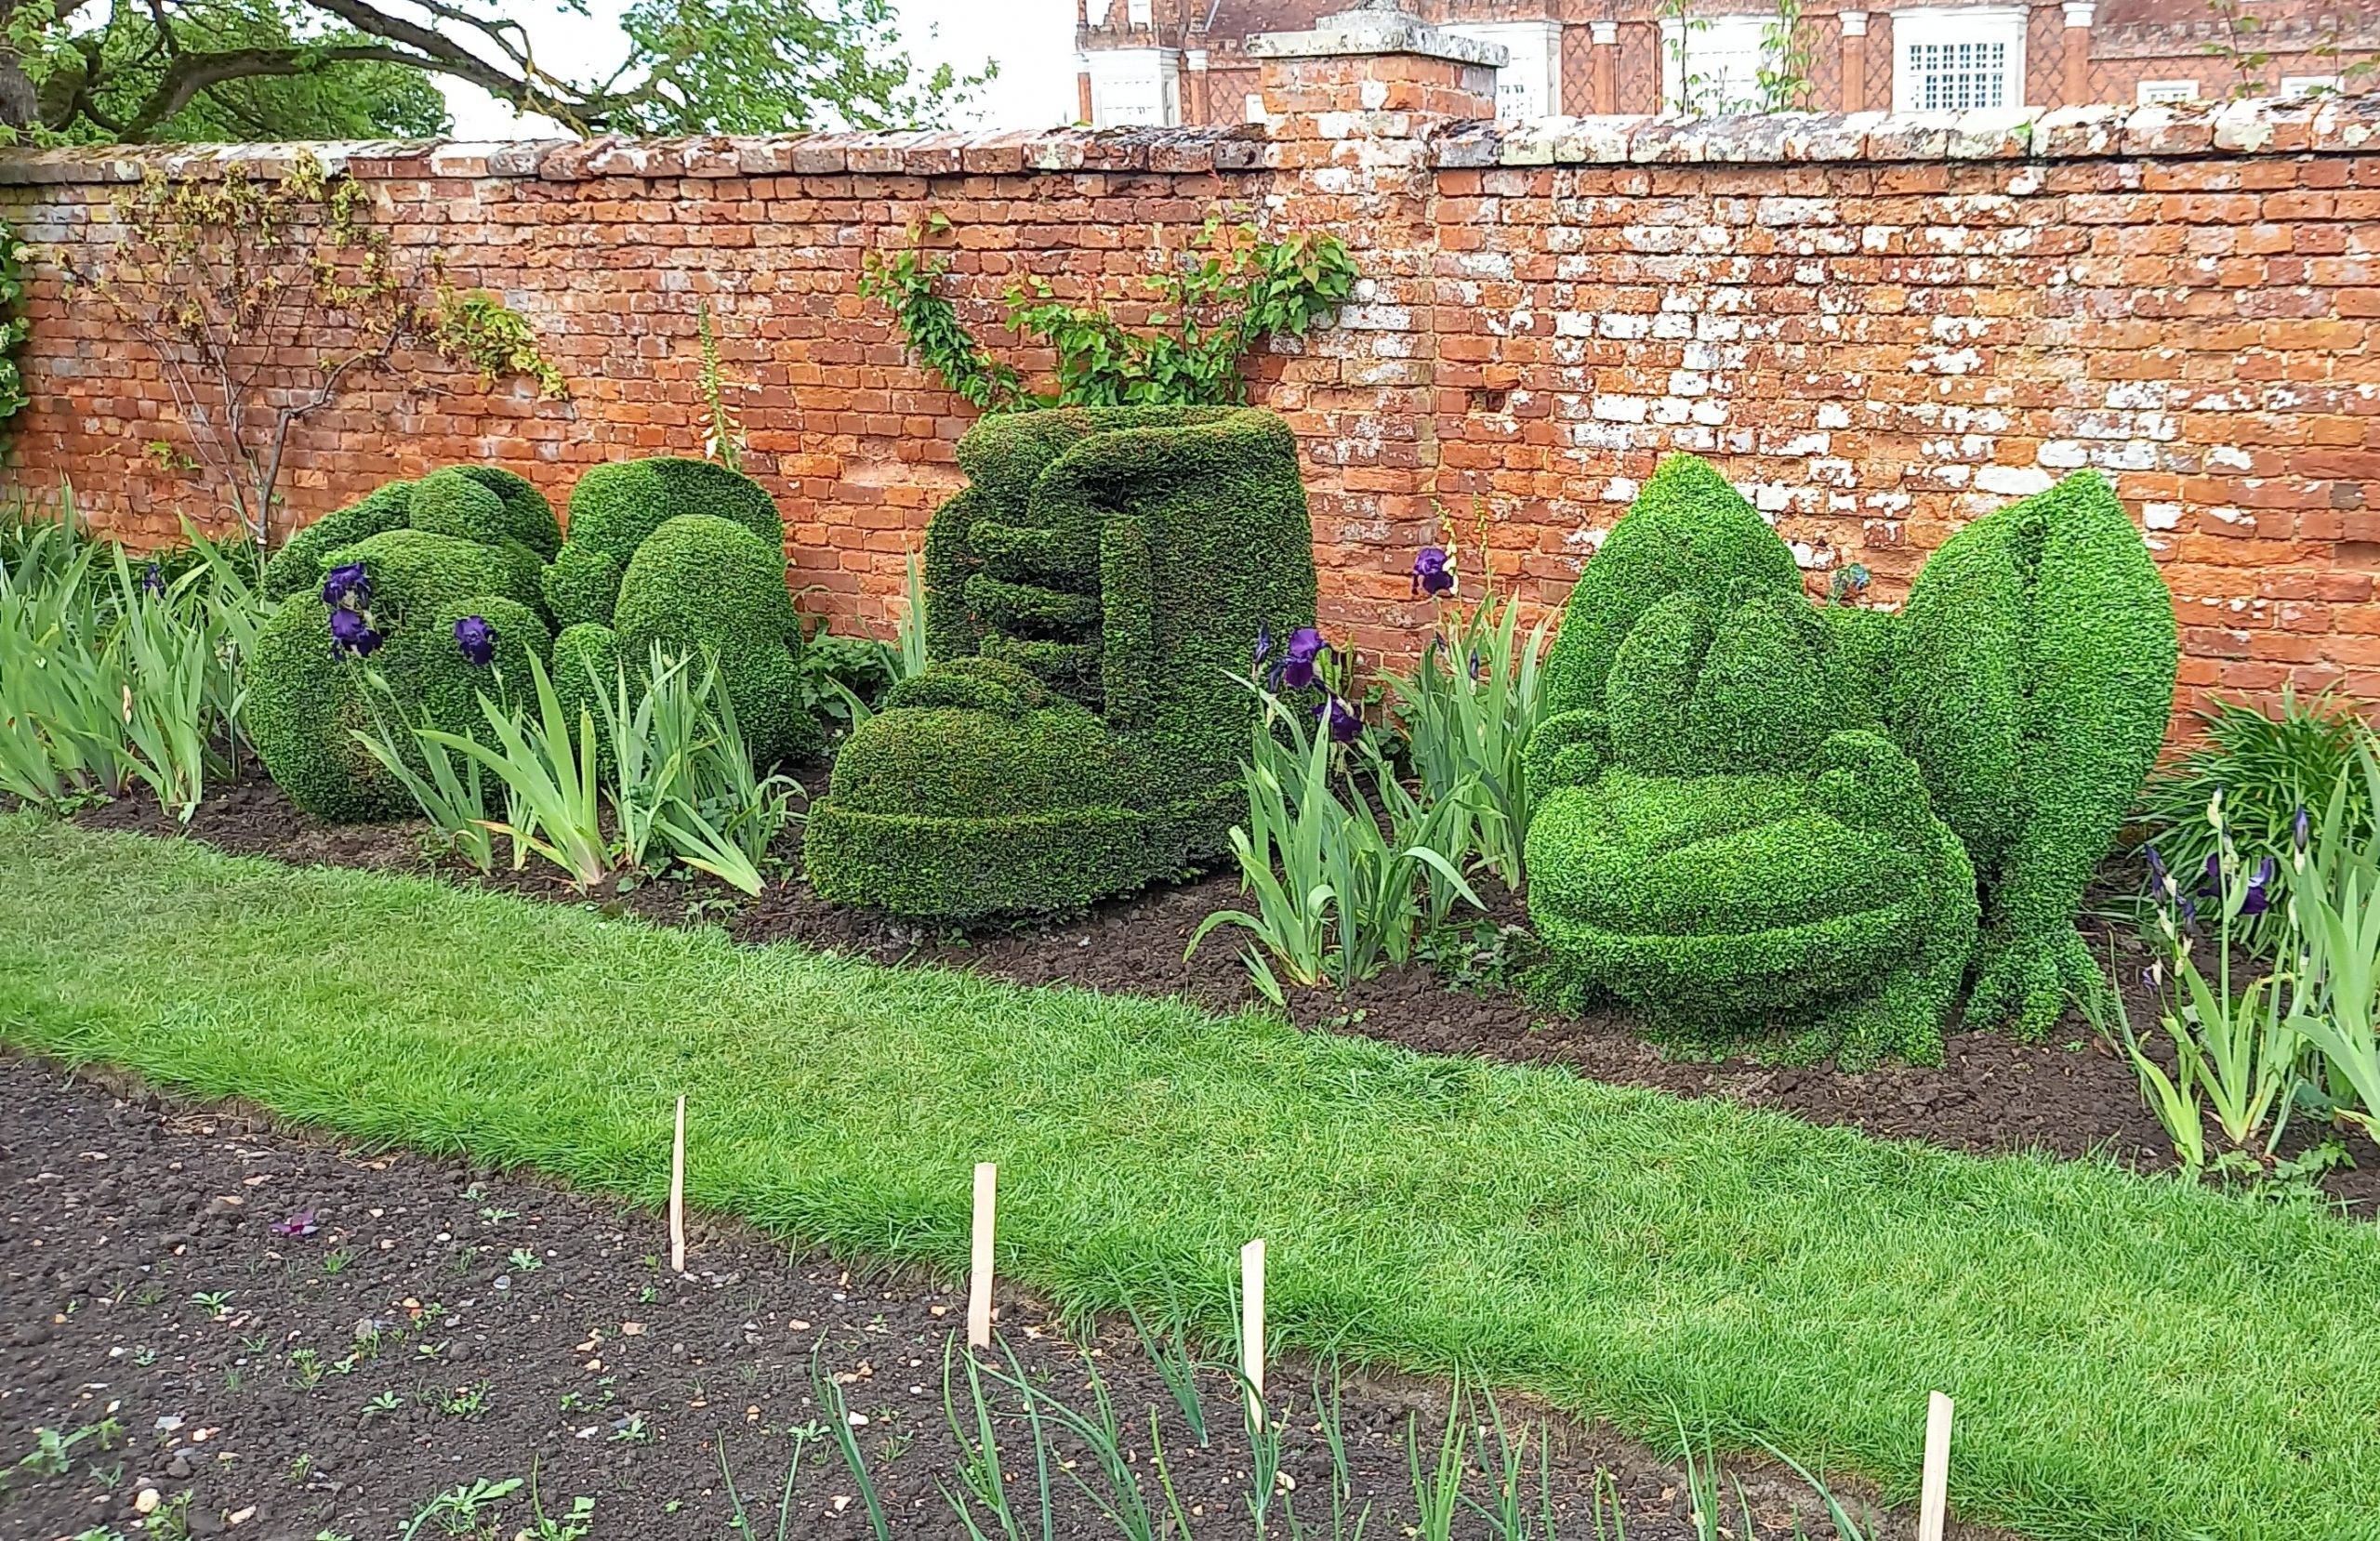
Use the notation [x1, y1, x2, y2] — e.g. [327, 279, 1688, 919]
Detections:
[1523, 455, 2175, 1061]
[804, 405, 1317, 920]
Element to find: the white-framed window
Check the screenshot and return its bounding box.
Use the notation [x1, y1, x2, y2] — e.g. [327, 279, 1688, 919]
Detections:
[1441, 20, 1562, 119]
[1244, 92, 1265, 123]
[1659, 13, 1781, 113]
[2280, 73, 2344, 96]
[1127, 0, 1152, 25]
[1893, 6, 2028, 112]
[2136, 79, 2201, 104]
[1087, 47, 1179, 127]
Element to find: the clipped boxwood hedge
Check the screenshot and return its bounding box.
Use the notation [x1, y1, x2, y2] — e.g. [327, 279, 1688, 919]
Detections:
[250, 456, 821, 822]
[1525, 454, 2175, 1060]
[807, 406, 1316, 920]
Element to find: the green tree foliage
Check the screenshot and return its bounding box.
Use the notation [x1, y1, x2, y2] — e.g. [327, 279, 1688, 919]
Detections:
[0, 0, 985, 143]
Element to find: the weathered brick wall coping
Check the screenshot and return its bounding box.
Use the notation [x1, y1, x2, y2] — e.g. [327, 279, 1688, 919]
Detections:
[1, 93, 2373, 188]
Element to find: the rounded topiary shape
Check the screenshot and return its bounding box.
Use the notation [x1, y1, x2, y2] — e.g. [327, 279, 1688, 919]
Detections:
[1689, 593, 1835, 773]
[451, 466, 561, 559]
[415, 596, 551, 730]
[540, 542, 623, 630]
[1894, 469, 2178, 1036]
[331, 527, 542, 625]
[564, 457, 782, 573]
[260, 481, 414, 601]
[1539, 454, 1803, 724]
[406, 468, 512, 547]
[611, 513, 817, 767]
[248, 600, 399, 821]
[248, 528, 551, 821]
[550, 621, 624, 749]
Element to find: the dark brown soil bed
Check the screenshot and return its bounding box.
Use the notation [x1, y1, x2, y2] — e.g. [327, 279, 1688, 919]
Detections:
[68, 769, 2380, 1213]
[0, 1054, 1996, 1541]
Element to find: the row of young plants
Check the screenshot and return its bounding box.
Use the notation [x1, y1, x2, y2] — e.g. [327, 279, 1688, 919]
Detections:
[0, 508, 262, 821]
[794, 1328, 1876, 1541]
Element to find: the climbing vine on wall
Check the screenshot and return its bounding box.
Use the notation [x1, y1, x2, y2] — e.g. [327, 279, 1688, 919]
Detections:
[60, 151, 568, 555]
[859, 209, 1358, 412]
[0, 217, 29, 433]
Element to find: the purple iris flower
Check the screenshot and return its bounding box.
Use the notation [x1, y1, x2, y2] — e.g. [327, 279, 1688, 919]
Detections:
[322, 562, 372, 609]
[1277, 627, 1327, 691]
[327, 605, 381, 659]
[1467, 648, 1484, 681]
[454, 615, 497, 667]
[2198, 853, 2223, 899]
[1412, 547, 1456, 599]
[142, 560, 164, 596]
[2294, 806, 2311, 854]
[1252, 625, 1273, 675]
[1317, 694, 1362, 744]
[2144, 846, 2173, 899]
[2241, 855, 2276, 916]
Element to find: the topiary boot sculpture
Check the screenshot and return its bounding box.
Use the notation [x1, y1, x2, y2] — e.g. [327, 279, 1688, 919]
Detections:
[805, 406, 1317, 919]
[1523, 455, 2175, 1062]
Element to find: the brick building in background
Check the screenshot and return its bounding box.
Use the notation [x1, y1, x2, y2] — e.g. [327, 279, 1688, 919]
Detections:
[1073, 0, 2377, 125]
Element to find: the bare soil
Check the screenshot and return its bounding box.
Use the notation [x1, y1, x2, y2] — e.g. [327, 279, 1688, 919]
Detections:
[0, 1055, 1986, 1541]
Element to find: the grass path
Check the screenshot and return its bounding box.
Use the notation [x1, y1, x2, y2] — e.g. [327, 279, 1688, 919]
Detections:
[2, 819, 2374, 1541]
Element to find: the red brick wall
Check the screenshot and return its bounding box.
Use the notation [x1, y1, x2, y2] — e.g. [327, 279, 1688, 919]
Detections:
[5, 85, 2379, 731]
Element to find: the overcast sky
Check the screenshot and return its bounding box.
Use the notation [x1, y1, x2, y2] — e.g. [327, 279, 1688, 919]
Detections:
[438, 0, 1079, 138]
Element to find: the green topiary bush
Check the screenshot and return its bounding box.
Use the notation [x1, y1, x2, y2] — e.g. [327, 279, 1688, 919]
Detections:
[258, 468, 559, 604]
[611, 513, 820, 768]
[550, 456, 782, 624]
[260, 481, 414, 601]
[536, 457, 821, 770]
[806, 406, 1316, 920]
[1524, 454, 2175, 1061]
[248, 528, 551, 821]
[1894, 469, 2178, 1036]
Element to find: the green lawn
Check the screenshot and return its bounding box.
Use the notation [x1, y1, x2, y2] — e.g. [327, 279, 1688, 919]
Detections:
[2, 820, 2374, 1541]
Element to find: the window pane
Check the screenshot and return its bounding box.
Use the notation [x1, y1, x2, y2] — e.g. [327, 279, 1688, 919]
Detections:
[1908, 39, 2007, 111]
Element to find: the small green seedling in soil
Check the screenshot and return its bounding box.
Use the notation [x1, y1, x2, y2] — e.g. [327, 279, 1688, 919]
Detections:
[508, 1248, 543, 1272]
[526, 1459, 595, 1541]
[439, 1383, 490, 1420]
[362, 1391, 403, 1420]
[610, 1413, 654, 1444]
[398, 1476, 522, 1541]
[479, 1206, 519, 1225]
[322, 1248, 355, 1275]
[189, 1291, 231, 1318]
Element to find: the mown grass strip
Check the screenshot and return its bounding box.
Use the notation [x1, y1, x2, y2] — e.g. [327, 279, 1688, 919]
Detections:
[1, 818, 2373, 1541]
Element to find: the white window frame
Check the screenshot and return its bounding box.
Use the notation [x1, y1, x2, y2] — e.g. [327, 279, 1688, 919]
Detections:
[1892, 5, 2029, 112]
[1441, 20, 1562, 119]
[2135, 79, 2200, 104]
[1086, 47, 1180, 127]
[1659, 13, 1781, 114]
[2280, 73, 2343, 97]
[1127, 0, 1152, 25]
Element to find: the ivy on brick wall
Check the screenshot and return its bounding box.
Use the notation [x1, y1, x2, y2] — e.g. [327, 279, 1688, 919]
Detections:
[859, 210, 1358, 412]
[0, 218, 30, 433]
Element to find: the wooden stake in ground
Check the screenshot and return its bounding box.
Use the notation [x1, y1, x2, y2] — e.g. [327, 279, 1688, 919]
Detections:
[1918, 1391, 1953, 1541]
[1241, 1237, 1266, 1427]
[668, 1096, 687, 1275]
[968, 1162, 997, 1350]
